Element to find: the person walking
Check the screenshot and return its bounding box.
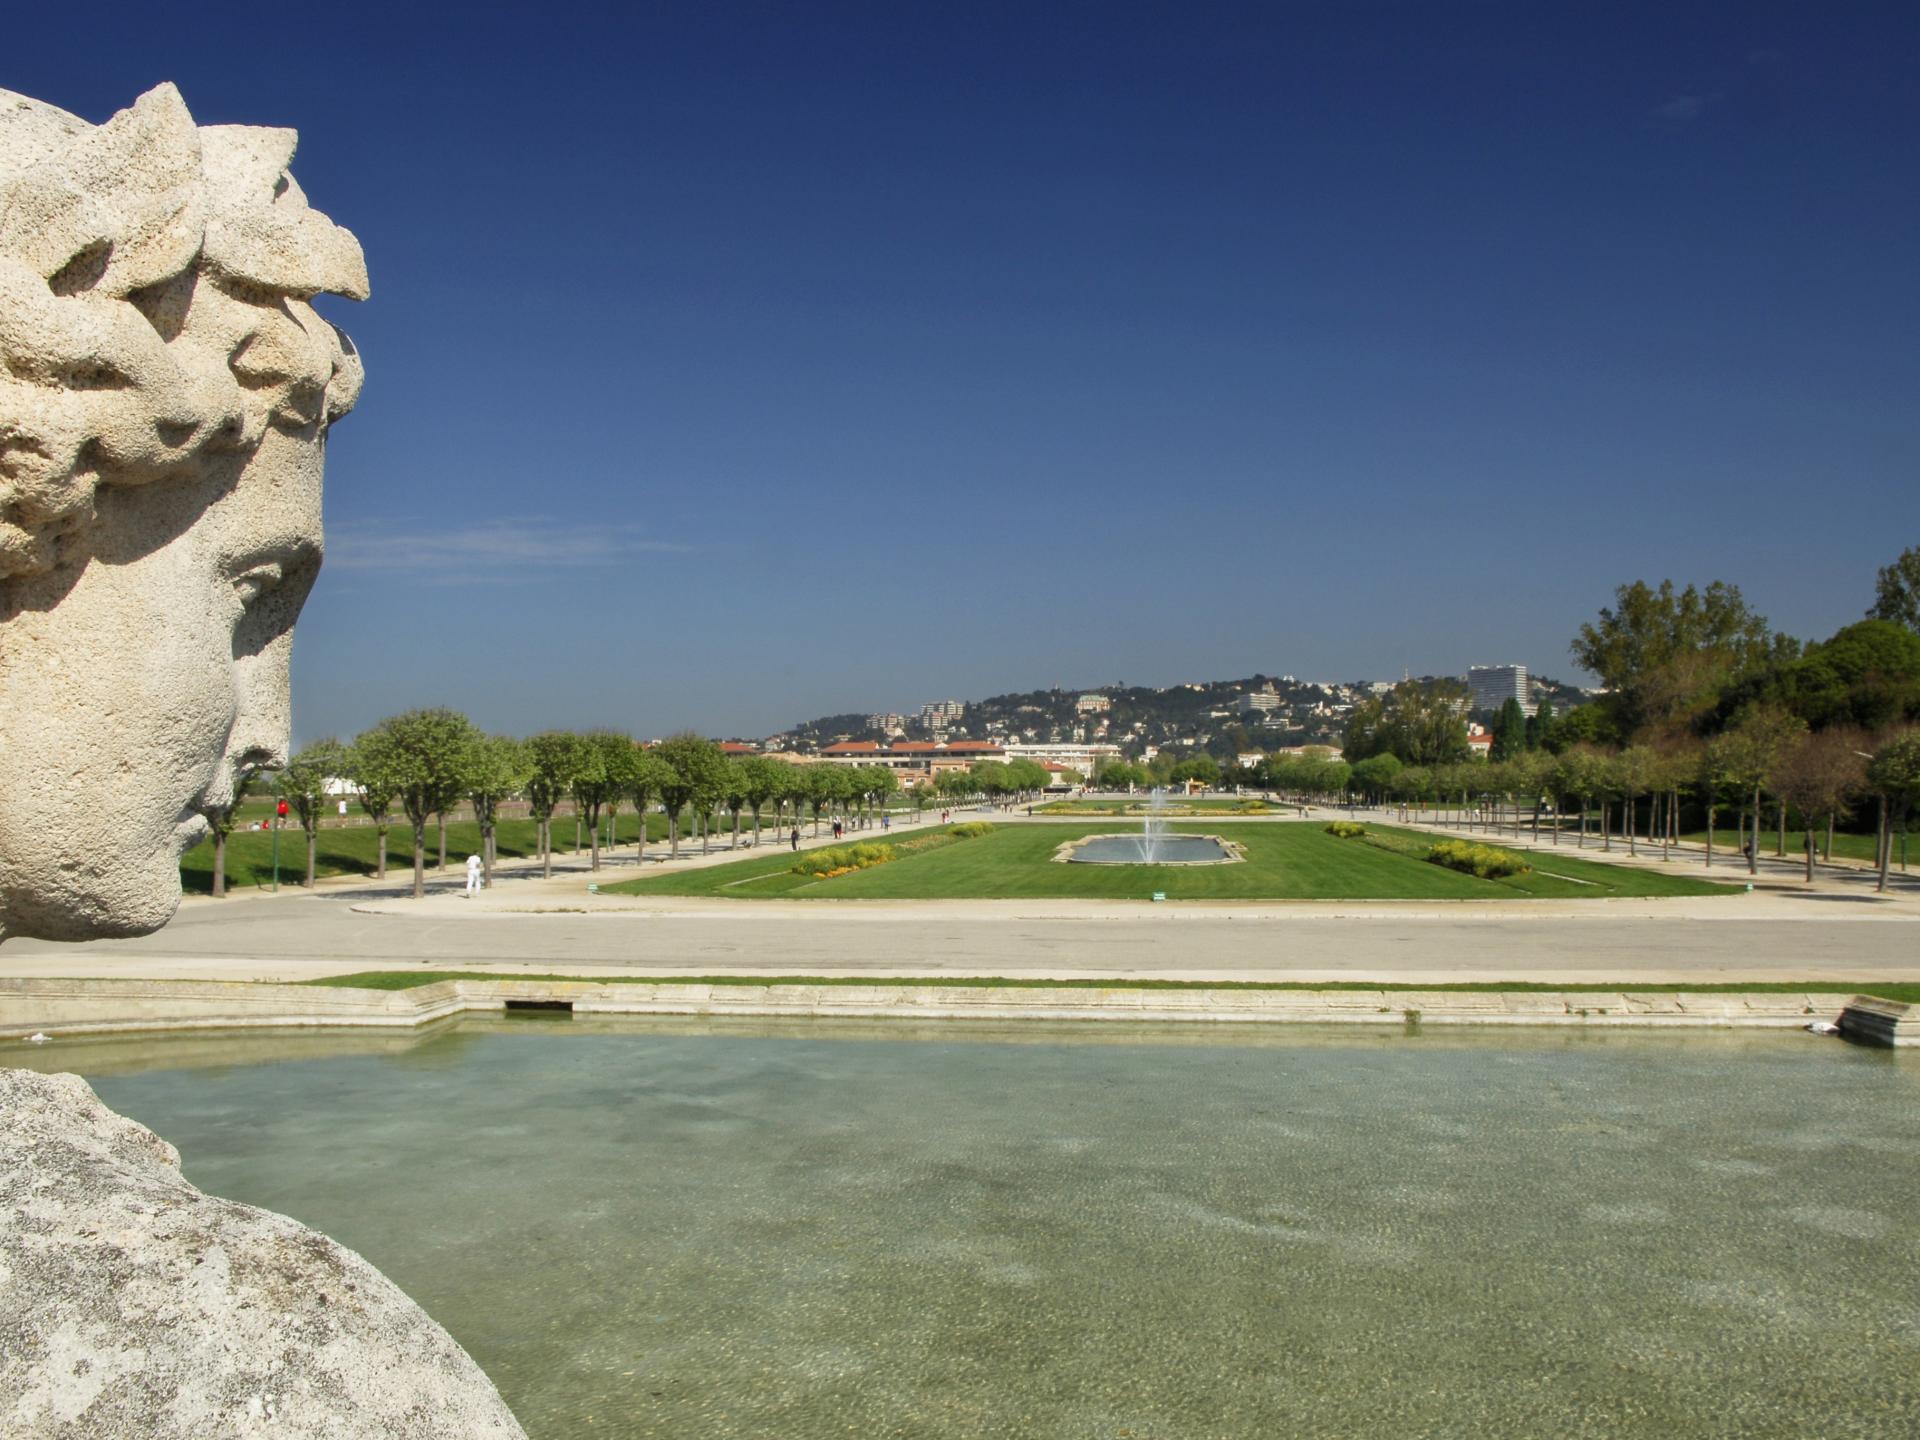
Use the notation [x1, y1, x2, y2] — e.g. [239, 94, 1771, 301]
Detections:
[464, 853, 483, 898]
[790, 825, 800, 851]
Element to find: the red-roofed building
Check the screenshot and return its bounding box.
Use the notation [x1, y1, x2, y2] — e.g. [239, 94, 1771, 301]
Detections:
[718, 742, 758, 756]
[817, 739, 1006, 785]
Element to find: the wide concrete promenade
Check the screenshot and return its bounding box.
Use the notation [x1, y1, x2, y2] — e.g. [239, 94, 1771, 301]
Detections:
[3, 805, 1915, 987]
[4, 888, 1917, 987]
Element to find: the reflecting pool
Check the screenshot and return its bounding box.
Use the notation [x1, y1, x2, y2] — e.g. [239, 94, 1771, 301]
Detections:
[1066, 833, 1235, 864]
[10, 1020, 1919, 1439]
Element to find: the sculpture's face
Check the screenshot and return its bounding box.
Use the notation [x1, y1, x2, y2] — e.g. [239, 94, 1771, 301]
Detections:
[0, 85, 365, 941]
[0, 281, 345, 938]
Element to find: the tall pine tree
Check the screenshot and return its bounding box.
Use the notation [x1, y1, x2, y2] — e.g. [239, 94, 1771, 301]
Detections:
[1491, 697, 1528, 761]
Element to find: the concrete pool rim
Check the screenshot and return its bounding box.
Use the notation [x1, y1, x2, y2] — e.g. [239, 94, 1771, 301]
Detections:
[1, 977, 1911, 1045]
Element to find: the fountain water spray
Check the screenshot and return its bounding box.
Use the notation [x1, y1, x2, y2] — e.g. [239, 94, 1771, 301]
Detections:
[1132, 788, 1169, 863]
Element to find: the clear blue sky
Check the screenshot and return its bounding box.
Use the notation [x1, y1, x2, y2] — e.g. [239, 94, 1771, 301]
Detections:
[12, 2, 1918, 741]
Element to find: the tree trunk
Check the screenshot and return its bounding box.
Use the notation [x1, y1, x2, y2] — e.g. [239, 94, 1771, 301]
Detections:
[376, 825, 388, 879]
[542, 817, 553, 879]
[669, 811, 680, 859]
[753, 808, 762, 848]
[213, 832, 227, 898]
[1823, 812, 1833, 863]
[305, 828, 317, 887]
[437, 814, 447, 871]
[636, 805, 646, 865]
[1877, 795, 1890, 892]
[590, 808, 601, 872]
[412, 821, 426, 899]
[1749, 786, 1760, 874]
[1601, 801, 1611, 850]
[1626, 795, 1636, 856]
[1705, 803, 1715, 868]
[483, 821, 495, 888]
[1805, 822, 1815, 882]
[701, 812, 710, 855]
[732, 811, 741, 849]
[1776, 802, 1786, 858]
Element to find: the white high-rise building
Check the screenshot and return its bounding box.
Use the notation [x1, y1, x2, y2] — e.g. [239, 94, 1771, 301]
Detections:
[1467, 664, 1533, 716]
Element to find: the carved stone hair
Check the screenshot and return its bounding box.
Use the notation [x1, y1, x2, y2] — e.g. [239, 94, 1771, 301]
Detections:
[0, 84, 367, 581]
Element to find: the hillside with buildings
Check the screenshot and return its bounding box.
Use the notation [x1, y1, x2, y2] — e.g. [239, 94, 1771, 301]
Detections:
[766, 669, 1590, 764]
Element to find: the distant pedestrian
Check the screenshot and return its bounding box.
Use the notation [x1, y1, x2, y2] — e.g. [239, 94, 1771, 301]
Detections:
[464, 853, 483, 898]
[882, 814, 891, 831]
[790, 826, 800, 851]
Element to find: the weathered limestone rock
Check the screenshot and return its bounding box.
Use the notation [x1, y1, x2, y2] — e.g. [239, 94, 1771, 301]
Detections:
[0, 84, 364, 942]
[0, 1067, 528, 1437]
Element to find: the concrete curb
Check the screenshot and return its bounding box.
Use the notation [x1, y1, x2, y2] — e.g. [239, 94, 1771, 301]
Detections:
[0, 977, 1868, 1042]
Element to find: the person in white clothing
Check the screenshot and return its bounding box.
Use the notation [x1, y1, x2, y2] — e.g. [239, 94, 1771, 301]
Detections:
[464, 853, 483, 897]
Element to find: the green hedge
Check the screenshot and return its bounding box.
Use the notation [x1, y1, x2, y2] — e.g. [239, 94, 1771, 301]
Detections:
[1426, 839, 1531, 879]
[1324, 820, 1367, 839]
[793, 842, 897, 878]
[949, 820, 995, 838]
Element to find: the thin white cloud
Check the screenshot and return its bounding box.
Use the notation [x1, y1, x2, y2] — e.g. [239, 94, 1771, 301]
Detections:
[1653, 92, 1723, 123]
[327, 518, 692, 582]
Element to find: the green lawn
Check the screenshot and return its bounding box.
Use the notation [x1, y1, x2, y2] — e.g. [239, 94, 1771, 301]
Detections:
[1678, 829, 1906, 867]
[602, 823, 1736, 902]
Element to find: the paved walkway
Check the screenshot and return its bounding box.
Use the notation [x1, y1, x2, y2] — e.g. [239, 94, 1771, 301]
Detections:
[4, 802, 1915, 988]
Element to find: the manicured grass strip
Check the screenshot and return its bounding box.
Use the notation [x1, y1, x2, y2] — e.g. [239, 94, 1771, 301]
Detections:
[604, 822, 1737, 902]
[297, 971, 1920, 1003]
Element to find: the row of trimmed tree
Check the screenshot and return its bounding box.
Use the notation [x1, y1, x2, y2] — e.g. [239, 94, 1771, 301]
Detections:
[1356, 722, 1920, 888]
[209, 714, 1058, 898]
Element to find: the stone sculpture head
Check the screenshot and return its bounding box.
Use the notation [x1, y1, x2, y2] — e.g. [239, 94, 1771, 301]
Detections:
[0, 85, 365, 941]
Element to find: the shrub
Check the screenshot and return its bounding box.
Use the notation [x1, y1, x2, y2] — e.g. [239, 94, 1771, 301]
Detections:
[949, 821, 994, 838]
[1425, 839, 1531, 879]
[793, 842, 897, 879]
[1324, 820, 1367, 839]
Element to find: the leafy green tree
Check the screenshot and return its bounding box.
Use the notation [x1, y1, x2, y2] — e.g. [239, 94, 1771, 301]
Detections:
[1868, 545, 1920, 633]
[1349, 680, 1472, 766]
[1773, 730, 1868, 880]
[1551, 745, 1609, 847]
[1866, 729, 1920, 891]
[280, 739, 349, 887]
[1525, 697, 1554, 751]
[1786, 619, 1920, 731]
[1615, 745, 1661, 856]
[1348, 753, 1402, 804]
[524, 731, 583, 879]
[571, 731, 636, 872]
[467, 735, 531, 888]
[346, 741, 400, 880]
[719, 761, 749, 848]
[738, 756, 787, 845]
[626, 750, 677, 863]
[1713, 705, 1807, 874]
[1490, 698, 1527, 762]
[1539, 703, 1613, 754]
[655, 734, 727, 853]
[1169, 753, 1221, 789]
[1572, 579, 1772, 739]
[354, 709, 482, 898]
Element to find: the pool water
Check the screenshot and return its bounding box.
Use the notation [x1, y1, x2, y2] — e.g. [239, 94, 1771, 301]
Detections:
[11, 1020, 1919, 1439]
[1067, 834, 1234, 864]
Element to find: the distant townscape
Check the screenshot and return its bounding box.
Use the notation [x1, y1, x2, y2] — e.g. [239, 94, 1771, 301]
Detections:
[751, 666, 1593, 767]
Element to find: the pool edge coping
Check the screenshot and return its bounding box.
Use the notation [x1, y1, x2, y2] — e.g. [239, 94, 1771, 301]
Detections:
[2, 977, 1910, 1045]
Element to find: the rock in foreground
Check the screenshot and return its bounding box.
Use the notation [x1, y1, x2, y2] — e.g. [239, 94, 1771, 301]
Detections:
[0, 1068, 527, 1437]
